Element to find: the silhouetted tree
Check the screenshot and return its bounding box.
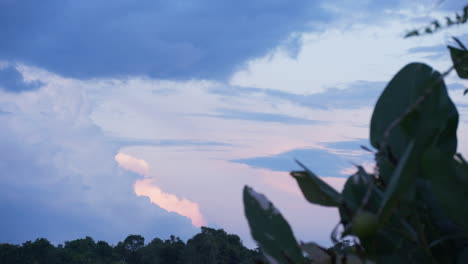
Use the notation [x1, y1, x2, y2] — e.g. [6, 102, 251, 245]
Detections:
[0, 228, 261, 264]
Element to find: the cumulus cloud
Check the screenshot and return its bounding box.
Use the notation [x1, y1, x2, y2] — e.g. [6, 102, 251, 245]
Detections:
[115, 152, 207, 227]
[0, 67, 198, 244]
[0, 65, 43, 92]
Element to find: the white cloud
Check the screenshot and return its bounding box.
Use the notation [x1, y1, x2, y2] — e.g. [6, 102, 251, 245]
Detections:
[230, 10, 468, 94]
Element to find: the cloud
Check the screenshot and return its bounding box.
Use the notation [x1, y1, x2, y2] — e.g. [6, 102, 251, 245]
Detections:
[115, 152, 207, 227]
[210, 81, 385, 110]
[115, 152, 150, 177]
[134, 179, 207, 228]
[232, 144, 373, 178]
[0, 65, 43, 92]
[194, 108, 324, 125]
[0, 0, 332, 80]
[0, 69, 198, 245]
[230, 9, 468, 94]
[112, 138, 232, 148]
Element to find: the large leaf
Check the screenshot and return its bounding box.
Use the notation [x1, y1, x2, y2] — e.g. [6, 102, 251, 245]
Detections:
[243, 186, 305, 264]
[422, 148, 468, 231]
[370, 63, 458, 160]
[378, 141, 417, 220]
[457, 247, 468, 264]
[339, 167, 382, 223]
[449, 45, 468, 79]
[290, 161, 341, 207]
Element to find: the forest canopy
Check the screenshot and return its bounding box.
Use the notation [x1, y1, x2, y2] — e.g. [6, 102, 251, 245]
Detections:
[0, 227, 264, 264]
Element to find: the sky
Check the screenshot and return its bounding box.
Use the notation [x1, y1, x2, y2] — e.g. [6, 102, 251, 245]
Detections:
[1, 0, 468, 249]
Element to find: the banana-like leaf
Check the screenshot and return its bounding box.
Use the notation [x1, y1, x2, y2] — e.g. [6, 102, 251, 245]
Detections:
[449, 45, 468, 79]
[422, 148, 468, 231]
[340, 167, 382, 220]
[370, 63, 458, 160]
[243, 186, 305, 264]
[378, 141, 417, 220]
[291, 160, 341, 207]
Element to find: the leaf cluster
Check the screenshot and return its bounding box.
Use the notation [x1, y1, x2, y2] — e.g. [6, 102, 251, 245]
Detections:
[243, 22, 468, 264]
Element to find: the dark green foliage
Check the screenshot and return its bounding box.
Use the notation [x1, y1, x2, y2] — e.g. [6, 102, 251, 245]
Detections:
[242, 27, 468, 264]
[0, 228, 262, 264]
[404, 4, 468, 38]
[291, 161, 342, 207]
[449, 45, 468, 79]
[243, 186, 305, 264]
[184, 227, 261, 264]
[370, 63, 458, 162]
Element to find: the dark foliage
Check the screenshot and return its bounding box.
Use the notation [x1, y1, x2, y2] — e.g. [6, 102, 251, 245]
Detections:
[0, 227, 264, 264]
[404, 4, 468, 38]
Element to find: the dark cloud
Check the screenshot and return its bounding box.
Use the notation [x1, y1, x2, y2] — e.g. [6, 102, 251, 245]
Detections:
[231, 145, 373, 177]
[0, 0, 330, 80]
[0, 65, 43, 92]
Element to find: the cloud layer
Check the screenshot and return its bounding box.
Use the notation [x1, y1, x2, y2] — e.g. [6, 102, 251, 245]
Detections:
[0, 0, 330, 80]
[0, 67, 198, 244]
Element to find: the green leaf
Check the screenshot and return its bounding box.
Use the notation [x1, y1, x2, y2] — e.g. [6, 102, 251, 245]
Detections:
[378, 141, 417, 220]
[457, 247, 468, 264]
[243, 186, 305, 264]
[290, 160, 341, 207]
[370, 63, 458, 159]
[300, 242, 331, 263]
[422, 149, 468, 231]
[340, 167, 382, 216]
[449, 45, 468, 79]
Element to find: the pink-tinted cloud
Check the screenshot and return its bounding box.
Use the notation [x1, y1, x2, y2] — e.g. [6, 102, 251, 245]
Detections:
[134, 179, 207, 227]
[115, 153, 150, 177]
[115, 152, 207, 227]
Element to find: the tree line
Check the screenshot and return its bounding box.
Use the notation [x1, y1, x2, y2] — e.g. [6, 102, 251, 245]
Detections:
[0, 227, 265, 264]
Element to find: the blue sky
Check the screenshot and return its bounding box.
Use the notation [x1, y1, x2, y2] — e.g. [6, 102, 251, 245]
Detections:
[1, 0, 468, 248]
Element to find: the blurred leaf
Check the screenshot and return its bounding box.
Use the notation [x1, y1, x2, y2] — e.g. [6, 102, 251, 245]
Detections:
[378, 141, 417, 220]
[449, 45, 468, 79]
[422, 149, 468, 231]
[291, 161, 341, 207]
[370, 63, 458, 159]
[360, 145, 375, 153]
[243, 186, 305, 264]
[341, 168, 381, 213]
[404, 30, 419, 38]
[300, 243, 331, 264]
[446, 17, 454, 26]
[452, 37, 468, 51]
[457, 247, 468, 264]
